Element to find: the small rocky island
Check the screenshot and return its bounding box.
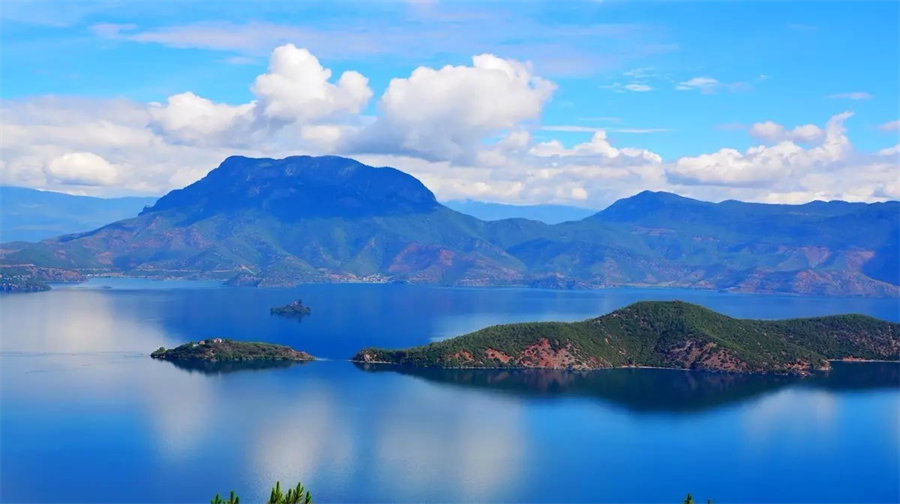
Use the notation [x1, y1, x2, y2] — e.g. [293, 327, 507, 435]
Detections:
[270, 300, 312, 317]
[151, 338, 315, 362]
[352, 301, 900, 375]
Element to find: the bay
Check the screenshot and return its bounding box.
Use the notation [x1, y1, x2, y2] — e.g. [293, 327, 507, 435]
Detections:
[1, 280, 898, 503]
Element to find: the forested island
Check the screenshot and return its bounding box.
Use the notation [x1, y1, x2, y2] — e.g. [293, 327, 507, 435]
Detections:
[151, 339, 315, 363]
[352, 301, 900, 375]
[270, 300, 312, 317]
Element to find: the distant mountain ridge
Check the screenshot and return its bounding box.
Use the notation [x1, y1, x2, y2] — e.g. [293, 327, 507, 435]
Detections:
[0, 186, 158, 242]
[442, 200, 596, 224]
[2, 155, 897, 297]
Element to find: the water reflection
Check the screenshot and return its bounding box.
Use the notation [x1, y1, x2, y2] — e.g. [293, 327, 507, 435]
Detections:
[155, 358, 312, 375]
[354, 362, 900, 413]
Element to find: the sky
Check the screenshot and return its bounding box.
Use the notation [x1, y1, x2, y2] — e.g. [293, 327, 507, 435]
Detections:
[1, 0, 898, 208]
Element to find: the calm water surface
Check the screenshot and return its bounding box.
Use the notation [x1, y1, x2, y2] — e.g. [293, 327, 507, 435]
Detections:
[2, 280, 898, 503]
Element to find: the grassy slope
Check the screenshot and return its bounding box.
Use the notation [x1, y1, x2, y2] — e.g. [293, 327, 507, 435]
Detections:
[354, 301, 900, 373]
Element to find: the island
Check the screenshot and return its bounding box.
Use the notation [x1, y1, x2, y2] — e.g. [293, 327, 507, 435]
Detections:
[352, 301, 900, 375]
[270, 300, 312, 317]
[151, 338, 315, 363]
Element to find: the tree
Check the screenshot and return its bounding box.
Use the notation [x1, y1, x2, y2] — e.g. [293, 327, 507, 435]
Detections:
[211, 481, 307, 504]
[683, 493, 695, 504]
[210, 490, 239, 504]
[266, 481, 312, 504]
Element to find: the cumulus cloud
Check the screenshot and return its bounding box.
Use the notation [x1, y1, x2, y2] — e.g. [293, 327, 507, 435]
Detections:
[749, 120, 823, 143]
[147, 44, 371, 150]
[252, 44, 372, 123]
[350, 54, 556, 161]
[45, 152, 119, 186]
[529, 131, 662, 164]
[1, 46, 896, 207]
[148, 92, 256, 146]
[877, 144, 900, 157]
[662, 112, 899, 203]
[669, 112, 854, 187]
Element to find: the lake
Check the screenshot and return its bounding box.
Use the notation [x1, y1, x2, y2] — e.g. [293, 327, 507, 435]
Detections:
[1, 280, 898, 503]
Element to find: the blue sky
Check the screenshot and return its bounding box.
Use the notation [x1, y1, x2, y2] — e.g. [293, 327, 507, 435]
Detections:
[1, 1, 898, 205]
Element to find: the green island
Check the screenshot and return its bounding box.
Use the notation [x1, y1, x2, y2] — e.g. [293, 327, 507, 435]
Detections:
[270, 300, 312, 317]
[352, 301, 900, 375]
[151, 338, 315, 363]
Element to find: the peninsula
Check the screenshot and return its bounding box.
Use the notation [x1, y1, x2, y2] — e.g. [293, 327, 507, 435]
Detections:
[352, 301, 900, 375]
[151, 338, 315, 362]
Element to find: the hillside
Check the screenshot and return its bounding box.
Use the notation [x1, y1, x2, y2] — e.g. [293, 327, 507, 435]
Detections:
[352, 301, 900, 374]
[0, 186, 157, 242]
[1, 155, 897, 296]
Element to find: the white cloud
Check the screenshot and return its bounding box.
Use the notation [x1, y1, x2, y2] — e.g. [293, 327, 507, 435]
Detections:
[601, 82, 653, 93]
[676, 76, 751, 94]
[148, 92, 256, 146]
[624, 83, 653, 92]
[252, 44, 372, 123]
[664, 112, 896, 204]
[1, 46, 895, 208]
[147, 44, 371, 151]
[350, 54, 556, 161]
[45, 152, 119, 186]
[749, 120, 823, 143]
[828, 92, 873, 101]
[877, 144, 900, 157]
[675, 77, 720, 93]
[878, 120, 900, 132]
[529, 131, 662, 164]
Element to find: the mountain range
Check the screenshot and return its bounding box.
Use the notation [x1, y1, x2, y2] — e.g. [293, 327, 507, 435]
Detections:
[0, 186, 157, 242]
[1, 155, 897, 297]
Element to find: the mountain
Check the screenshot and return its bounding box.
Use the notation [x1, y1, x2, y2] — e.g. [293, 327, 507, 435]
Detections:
[442, 200, 596, 224]
[0, 156, 543, 287]
[0, 186, 158, 242]
[352, 301, 900, 375]
[585, 190, 900, 292]
[1, 155, 897, 296]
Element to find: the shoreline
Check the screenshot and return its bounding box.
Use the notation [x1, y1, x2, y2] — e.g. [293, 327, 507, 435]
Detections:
[348, 359, 891, 377]
[32, 273, 900, 300]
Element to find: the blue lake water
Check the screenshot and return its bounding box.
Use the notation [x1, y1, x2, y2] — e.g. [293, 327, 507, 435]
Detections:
[1, 280, 898, 503]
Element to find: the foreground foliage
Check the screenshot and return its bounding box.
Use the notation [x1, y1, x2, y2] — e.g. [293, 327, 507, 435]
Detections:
[211, 481, 311, 504]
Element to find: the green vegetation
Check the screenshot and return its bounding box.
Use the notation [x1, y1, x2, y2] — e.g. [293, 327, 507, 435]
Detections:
[2, 156, 896, 297]
[211, 481, 311, 504]
[270, 300, 312, 317]
[353, 301, 900, 375]
[151, 339, 314, 362]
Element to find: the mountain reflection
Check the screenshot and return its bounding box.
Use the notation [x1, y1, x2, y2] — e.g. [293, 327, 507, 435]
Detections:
[354, 361, 899, 413]
[158, 359, 311, 375]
